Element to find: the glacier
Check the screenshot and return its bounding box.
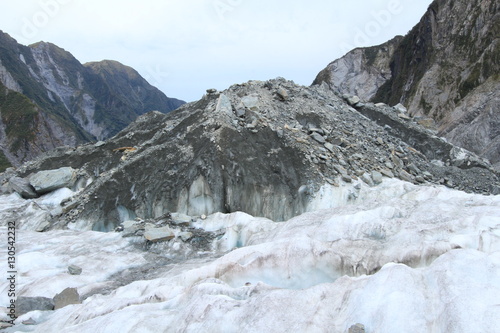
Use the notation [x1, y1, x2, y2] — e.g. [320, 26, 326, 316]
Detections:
[0, 179, 499, 332]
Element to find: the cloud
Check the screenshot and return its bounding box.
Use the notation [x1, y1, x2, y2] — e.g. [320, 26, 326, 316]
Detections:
[0, 0, 433, 101]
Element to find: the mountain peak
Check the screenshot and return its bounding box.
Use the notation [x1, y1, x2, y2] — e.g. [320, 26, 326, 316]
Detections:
[84, 59, 140, 80]
[0, 31, 184, 170]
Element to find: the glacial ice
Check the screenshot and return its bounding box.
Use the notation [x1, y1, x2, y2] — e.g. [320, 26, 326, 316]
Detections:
[0, 179, 499, 332]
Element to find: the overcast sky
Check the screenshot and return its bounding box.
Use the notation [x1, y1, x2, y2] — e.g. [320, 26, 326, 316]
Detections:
[1, 0, 432, 102]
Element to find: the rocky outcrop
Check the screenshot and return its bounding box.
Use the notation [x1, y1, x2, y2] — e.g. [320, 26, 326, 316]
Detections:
[9, 78, 499, 231]
[29, 167, 76, 194]
[314, 0, 500, 169]
[0, 31, 184, 170]
[313, 36, 402, 101]
[53, 288, 81, 310]
[15, 296, 54, 316]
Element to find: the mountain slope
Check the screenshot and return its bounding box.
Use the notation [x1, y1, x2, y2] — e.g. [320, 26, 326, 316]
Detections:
[312, 36, 403, 101]
[313, 0, 500, 169]
[0, 31, 184, 170]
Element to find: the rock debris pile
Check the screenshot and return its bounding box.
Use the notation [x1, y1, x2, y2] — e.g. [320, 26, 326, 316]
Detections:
[1, 78, 499, 231]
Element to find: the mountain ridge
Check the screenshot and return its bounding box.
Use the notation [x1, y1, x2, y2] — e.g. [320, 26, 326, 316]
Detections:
[0, 31, 184, 171]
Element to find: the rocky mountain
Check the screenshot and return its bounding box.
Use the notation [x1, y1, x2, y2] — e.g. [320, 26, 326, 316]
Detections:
[313, 36, 403, 102]
[0, 78, 499, 332]
[313, 0, 500, 169]
[0, 31, 184, 171]
[2, 78, 498, 232]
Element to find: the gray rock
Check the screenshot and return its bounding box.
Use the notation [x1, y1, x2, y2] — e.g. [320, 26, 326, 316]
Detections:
[324, 143, 336, 153]
[399, 170, 414, 182]
[8, 176, 38, 199]
[361, 173, 374, 186]
[206, 88, 218, 94]
[29, 167, 76, 194]
[22, 318, 37, 325]
[241, 94, 260, 111]
[216, 94, 233, 116]
[408, 163, 421, 175]
[341, 174, 352, 183]
[144, 226, 175, 242]
[171, 213, 192, 226]
[416, 175, 426, 183]
[348, 323, 365, 333]
[94, 141, 106, 147]
[121, 220, 144, 237]
[491, 185, 500, 195]
[371, 171, 383, 185]
[235, 101, 246, 117]
[380, 169, 395, 178]
[423, 171, 433, 179]
[0, 184, 11, 195]
[53, 287, 81, 310]
[393, 103, 407, 113]
[346, 95, 361, 106]
[15, 296, 54, 316]
[68, 265, 82, 275]
[277, 88, 289, 101]
[179, 231, 194, 242]
[391, 155, 404, 169]
[310, 132, 326, 144]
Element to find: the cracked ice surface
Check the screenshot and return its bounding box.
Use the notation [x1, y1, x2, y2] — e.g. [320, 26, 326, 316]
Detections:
[1, 179, 500, 332]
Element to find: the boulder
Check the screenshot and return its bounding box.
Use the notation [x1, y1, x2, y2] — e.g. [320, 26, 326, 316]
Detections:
[345, 95, 360, 106]
[22, 318, 37, 325]
[94, 141, 106, 147]
[121, 220, 145, 237]
[68, 265, 83, 275]
[216, 94, 233, 116]
[53, 287, 81, 310]
[235, 101, 247, 117]
[310, 132, 326, 144]
[399, 170, 414, 183]
[348, 323, 365, 333]
[8, 176, 38, 199]
[324, 143, 336, 153]
[15, 296, 54, 316]
[179, 231, 194, 242]
[144, 226, 175, 242]
[361, 173, 374, 186]
[29, 167, 76, 194]
[393, 103, 408, 113]
[276, 88, 289, 101]
[241, 94, 260, 111]
[371, 171, 383, 185]
[380, 169, 395, 178]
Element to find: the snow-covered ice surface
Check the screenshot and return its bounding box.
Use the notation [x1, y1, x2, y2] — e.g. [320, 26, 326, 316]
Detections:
[1, 179, 500, 332]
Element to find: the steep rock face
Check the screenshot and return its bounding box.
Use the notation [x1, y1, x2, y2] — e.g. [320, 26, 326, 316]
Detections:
[313, 36, 402, 101]
[0, 31, 184, 170]
[12, 78, 499, 231]
[314, 0, 500, 169]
